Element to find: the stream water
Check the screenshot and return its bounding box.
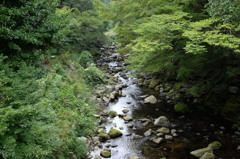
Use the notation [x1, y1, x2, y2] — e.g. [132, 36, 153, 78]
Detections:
[90, 49, 240, 159]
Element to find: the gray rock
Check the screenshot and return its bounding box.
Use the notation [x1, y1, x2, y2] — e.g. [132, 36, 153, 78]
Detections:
[152, 137, 163, 144]
[102, 97, 110, 104]
[157, 127, 170, 134]
[122, 109, 129, 113]
[123, 116, 133, 121]
[144, 129, 152, 137]
[144, 95, 157, 104]
[165, 135, 173, 140]
[154, 116, 170, 128]
[200, 152, 215, 159]
[190, 147, 213, 158]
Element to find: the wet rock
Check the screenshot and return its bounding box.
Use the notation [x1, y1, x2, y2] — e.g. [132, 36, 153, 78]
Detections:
[108, 111, 117, 118]
[122, 109, 130, 113]
[98, 133, 110, 141]
[152, 137, 163, 144]
[123, 116, 133, 121]
[111, 144, 118, 148]
[126, 133, 132, 136]
[119, 127, 124, 130]
[127, 101, 131, 104]
[100, 149, 111, 158]
[118, 114, 126, 118]
[144, 95, 158, 104]
[127, 123, 134, 128]
[156, 127, 170, 134]
[200, 152, 215, 159]
[133, 134, 143, 139]
[154, 116, 170, 128]
[144, 129, 152, 137]
[108, 129, 123, 138]
[165, 135, 173, 140]
[190, 147, 213, 158]
[128, 155, 141, 159]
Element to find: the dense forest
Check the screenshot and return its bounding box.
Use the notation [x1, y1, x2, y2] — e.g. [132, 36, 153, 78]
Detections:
[0, 0, 240, 159]
[99, 0, 240, 117]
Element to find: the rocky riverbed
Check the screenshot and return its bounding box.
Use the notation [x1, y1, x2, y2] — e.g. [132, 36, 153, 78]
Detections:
[88, 43, 240, 159]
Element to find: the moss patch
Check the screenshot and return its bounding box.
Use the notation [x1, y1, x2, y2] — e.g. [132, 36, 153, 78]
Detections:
[174, 103, 188, 113]
[108, 129, 122, 138]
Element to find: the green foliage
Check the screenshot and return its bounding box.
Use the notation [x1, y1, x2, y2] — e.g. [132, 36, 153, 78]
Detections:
[174, 103, 188, 113]
[0, 51, 102, 159]
[206, 0, 240, 24]
[0, 0, 63, 62]
[78, 51, 94, 68]
[101, 0, 240, 117]
[59, 0, 107, 54]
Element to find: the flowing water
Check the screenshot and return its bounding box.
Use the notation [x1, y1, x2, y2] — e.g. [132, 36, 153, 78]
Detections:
[90, 50, 240, 159]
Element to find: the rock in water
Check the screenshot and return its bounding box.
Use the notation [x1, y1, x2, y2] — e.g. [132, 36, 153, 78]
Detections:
[123, 116, 133, 121]
[200, 152, 215, 159]
[154, 116, 170, 128]
[128, 155, 141, 159]
[190, 147, 213, 158]
[100, 150, 111, 158]
[108, 129, 123, 138]
[144, 95, 157, 104]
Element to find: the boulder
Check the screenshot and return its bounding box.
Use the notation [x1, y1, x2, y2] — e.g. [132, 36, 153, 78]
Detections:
[108, 110, 117, 118]
[123, 116, 133, 121]
[152, 137, 163, 144]
[190, 147, 213, 158]
[122, 109, 130, 113]
[144, 95, 157, 104]
[144, 129, 152, 137]
[200, 152, 215, 159]
[100, 150, 111, 158]
[154, 116, 170, 128]
[108, 129, 123, 138]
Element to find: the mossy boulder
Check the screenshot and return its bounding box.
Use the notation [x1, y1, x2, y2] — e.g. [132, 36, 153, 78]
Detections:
[98, 133, 110, 141]
[174, 103, 188, 113]
[100, 150, 111, 158]
[209, 141, 221, 149]
[108, 110, 117, 117]
[108, 129, 123, 138]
